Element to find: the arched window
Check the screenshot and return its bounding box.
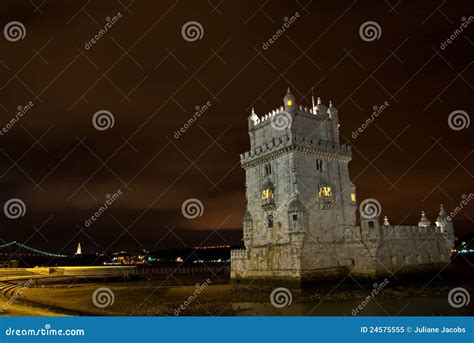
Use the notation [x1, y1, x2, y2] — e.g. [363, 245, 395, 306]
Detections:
[319, 186, 332, 197]
[318, 183, 334, 210]
[262, 188, 273, 200]
[261, 181, 275, 210]
[267, 215, 274, 228]
[316, 159, 323, 172]
[261, 181, 275, 200]
[264, 163, 272, 176]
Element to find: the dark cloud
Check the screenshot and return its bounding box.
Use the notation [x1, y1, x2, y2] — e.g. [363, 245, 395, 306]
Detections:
[0, 0, 472, 253]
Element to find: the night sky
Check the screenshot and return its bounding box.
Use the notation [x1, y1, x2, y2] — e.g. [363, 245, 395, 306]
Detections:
[0, 0, 472, 254]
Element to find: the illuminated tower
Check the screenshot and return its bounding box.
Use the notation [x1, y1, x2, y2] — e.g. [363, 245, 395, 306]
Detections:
[75, 243, 82, 255]
[233, 88, 357, 280]
[231, 87, 455, 282]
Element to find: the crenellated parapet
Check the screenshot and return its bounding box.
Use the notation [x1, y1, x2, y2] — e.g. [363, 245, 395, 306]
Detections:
[230, 249, 246, 259]
[249, 96, 338, 128]
[240, 134, 351, 168]
[379, 225, 447, 239]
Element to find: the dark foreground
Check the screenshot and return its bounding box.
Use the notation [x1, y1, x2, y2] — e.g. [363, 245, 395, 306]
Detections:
[0, 272, 472, 316]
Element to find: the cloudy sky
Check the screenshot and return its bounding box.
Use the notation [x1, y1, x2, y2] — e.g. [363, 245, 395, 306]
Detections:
[0, 0, 472, 254]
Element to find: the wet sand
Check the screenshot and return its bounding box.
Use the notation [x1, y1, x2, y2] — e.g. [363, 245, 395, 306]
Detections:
[1, 278, 472, 316]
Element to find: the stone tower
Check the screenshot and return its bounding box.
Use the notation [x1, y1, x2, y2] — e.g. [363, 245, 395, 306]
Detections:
[232, 88, 357, 280]
[231, 87, 455, 282]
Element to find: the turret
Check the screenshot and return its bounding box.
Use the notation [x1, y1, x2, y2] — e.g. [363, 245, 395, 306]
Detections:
[435, 204, 447, 233]
[327, 100, 340, 143]
[360, 203, 381, 240]
[283, 88, 297, 112]
[328, 100, 338, 122]
[288, 196, 304, 232]
[418, 211, 431, 227]
[315, 97, 327, 116]
[243, 211, 253, 246]
[249, 108, 259, 126]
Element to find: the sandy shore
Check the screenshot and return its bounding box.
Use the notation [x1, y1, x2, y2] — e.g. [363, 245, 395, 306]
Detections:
[1, 278, 472, 316]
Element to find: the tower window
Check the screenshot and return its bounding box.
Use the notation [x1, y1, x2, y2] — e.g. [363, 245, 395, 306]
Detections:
[264, 163, 272, 176]
[262, 188, 273, 200]
[316, 159, 323, 172]
[368, 221, 375, 228]
[351, 193, 356, 202]
[319, 186, 332, 197]
[292, 214, 298, 221]
[267, 215, 274, 228]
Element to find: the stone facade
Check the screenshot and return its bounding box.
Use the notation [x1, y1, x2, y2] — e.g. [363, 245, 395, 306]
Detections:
[231, 88, 455, 281]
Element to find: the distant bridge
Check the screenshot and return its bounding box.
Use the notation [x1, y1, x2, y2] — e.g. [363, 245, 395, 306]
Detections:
[0, 241, 67, 258]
